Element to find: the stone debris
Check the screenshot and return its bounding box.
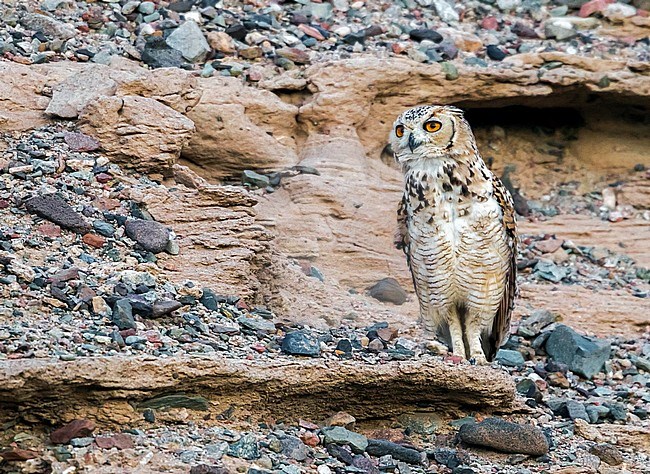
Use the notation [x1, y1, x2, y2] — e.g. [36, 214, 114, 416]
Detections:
[458, 418, 549, 456]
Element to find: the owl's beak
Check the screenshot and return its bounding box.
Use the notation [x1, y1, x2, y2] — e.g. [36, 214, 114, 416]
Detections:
[408, 133, 422, 153]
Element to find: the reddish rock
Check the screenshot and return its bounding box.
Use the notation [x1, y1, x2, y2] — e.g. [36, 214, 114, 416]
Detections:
[92, 197, 121, 211]
[83, 233, 105, 248]
[276, 47, 311, 64]
[299, 419, 319, 430]
[0, 199, 9, 209]
[299, 24, 325, 40]
[0, 448, 38, 461]
[95, 433, 134, 450]
[37, 222, 62, 237]
[63, 131, 100, 152]
[50, 419, 95, 444]
[50, 267, 80, 284]
[579, 0, 615, 17]
[481, 16, 499, 30]
[300, 431, 320, 447]
[94, 173, 113, 183]
[377, 327, 398, 342]
[534, 239, 564, 254]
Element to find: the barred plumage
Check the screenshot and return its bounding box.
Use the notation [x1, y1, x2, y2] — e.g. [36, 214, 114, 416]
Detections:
[392, 105, 517, 363]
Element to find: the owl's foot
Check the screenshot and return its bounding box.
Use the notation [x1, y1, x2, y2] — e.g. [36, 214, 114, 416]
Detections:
[469, 353, 488, 365]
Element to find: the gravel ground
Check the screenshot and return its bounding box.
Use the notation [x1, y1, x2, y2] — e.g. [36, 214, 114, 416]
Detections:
[0, 0, 648, 81]
[1, 123, 650, 473]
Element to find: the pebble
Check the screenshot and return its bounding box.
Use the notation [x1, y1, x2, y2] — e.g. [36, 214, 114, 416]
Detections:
[50, 419, 95, 444]
[458, 418, 549, 456]
[165, 21, 211, 63]
[366, 439, 422, 464]
[281, 331, 321, 357]
[112, 299, 136, 330]
[124, 219, 170, 254]
[367, 278, 407, 305]
[321, 427, 368, 454]
[496, 349, 525, 367]
[228, 434, 260, 460]
[545, 325, 611, 379]
[25, 194, 90, 234]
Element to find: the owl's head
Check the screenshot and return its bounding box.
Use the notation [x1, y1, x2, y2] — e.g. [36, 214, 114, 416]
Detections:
[389, 105, 475, 164]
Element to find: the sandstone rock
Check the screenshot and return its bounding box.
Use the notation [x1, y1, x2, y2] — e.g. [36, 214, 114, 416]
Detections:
[79, 95, 195, 177]
[207, 31, 236, 54]
[0, 62, 51, 132]
[183, 76, 299, 179]
[45, 66, 118, 118]
[0, 356, 515, 426]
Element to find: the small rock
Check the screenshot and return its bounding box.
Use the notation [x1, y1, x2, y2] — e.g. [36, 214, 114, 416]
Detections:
[25, 194, 90, 234]
[276, 48, 310, 64]
[432, 0, 460, 23]
[112, 299, 136, 330]
[166, 21, 210, 62]
[566, 400, 589, 421]
[228, 434, 260, 460]
[366, 439, 422, 464]
[325, 411, 356, 428]
[207, 31, 236, 54]
[458, 418, 549, 456]
[281, 331, 320, 357]
[0, 448, 39, 461]
[589, 443, 623, 466]
[152, 300, 182, 318]
[237, 316, 276, 334]
[409, 28, 443, 43]
[280, 436, 309, 461]
[125, 219, 170, 254]
[367, 278, 407, 305]
[517, 309, 557, 337]
[95, 433, 134, 450]
[142, 37, 187, 69]
[534, 260, 568, 283]
[486, 45, 507, 61]
[82, 233, 105, 248]
[242, 170, 270, 188]
[50, 419, 95, 444]
[93, 220, 116, 237]
[496, 349, 525, 367]
[321, 426, 368, 454]
[92, 296, 112, 316]
[545, 325, 610, 379]
[63, 132, 100, 152]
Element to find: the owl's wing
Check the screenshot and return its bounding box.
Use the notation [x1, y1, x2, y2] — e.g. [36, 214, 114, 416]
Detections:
[486, 176, 518, 361]
[395, 194, 409, 251]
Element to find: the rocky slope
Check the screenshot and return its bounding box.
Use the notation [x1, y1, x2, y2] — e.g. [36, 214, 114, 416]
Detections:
[1, 0, 650, 473]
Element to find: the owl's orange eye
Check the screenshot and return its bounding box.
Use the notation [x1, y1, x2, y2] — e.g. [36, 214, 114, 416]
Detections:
[423, 121, 442, 133]
[395, 125, 405, 138]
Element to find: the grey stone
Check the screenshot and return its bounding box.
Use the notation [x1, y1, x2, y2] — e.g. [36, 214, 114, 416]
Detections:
[517, 309, 557, 337]
[367, 278, 407, 305]
[321, 426, 368, 453]
[607, 402, 627, 421]
[631, 355, 650, 372]
[25, 194, 90, 234]
[534, 259, 568, 283]
[545, 325, 610, 379]
[138, 394, 209, 411]
[138, 1, 156, 14]
[458, 418, 549, 456]
[281, 331, 320, 357]
[366, 439, 422, 464]
[125, 219, 170, 254]
[237, 316, 276, 334]
[590, 443, 623, 466]
[70, 437, 94, 447]
[112, 299, 135, 330]
[242, 170, 270, 188]
[142, 37, 186, 69]
[93, 220, 115, 237]
[432, 0, 460, 22]
[280, 435, 309, 461]
[565, 400, 589, 421]
[165, 21, 210, 63]
[152, 300, 182, 318]
[21, 13, 76, 40]
[228, 434, 260, 460]
[496, 349, 525, 367]
[545, 21, 577, 41]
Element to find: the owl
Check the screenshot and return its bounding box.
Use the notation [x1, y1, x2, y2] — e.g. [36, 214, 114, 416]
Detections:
[390, 105, 517, 364]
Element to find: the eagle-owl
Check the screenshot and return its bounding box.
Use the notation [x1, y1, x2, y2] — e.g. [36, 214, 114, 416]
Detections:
[390, 105, 517, 364]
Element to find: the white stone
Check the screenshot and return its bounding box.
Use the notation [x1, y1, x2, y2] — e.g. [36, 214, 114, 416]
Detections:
[432, 0, 459, 23]
[604, 2, 637, 19]
[165, 20, 210, 63]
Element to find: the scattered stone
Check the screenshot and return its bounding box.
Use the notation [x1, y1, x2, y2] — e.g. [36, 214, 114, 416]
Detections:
[124, 220, 170, 254]
[566, 400, 589, 421]
[321, 427, 368, 454]
[95, 433, 134, 450]
[496, 349, 525, 367]
[590, 443, 623, 466]
[25, 194, 90, 234]
[281, 331, 320, 357]
[366, 439, 422, 464]
[367, 278, 407, 305]
[517, 309, 557, 337]
[325, 411, 356, 429]
[409, 28, 443, 43]
[458, 418, 549, 456]
[486, 45, 507, 61]
[545, 325, 611, 379]
[165, 21, 210, 63]
[112, 299, 135, 330]
[242, 170, 270, 188]
[50, 419, 96, 444]
[63, 132, 100, 152]
[0, 448, 39, 461]
[228, 434, 260, 460]
[398, 413, 442, 435]
[152, 300, 183, 318]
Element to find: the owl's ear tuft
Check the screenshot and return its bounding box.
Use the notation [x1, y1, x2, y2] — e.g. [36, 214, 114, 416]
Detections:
[444, 105, 465, 117]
